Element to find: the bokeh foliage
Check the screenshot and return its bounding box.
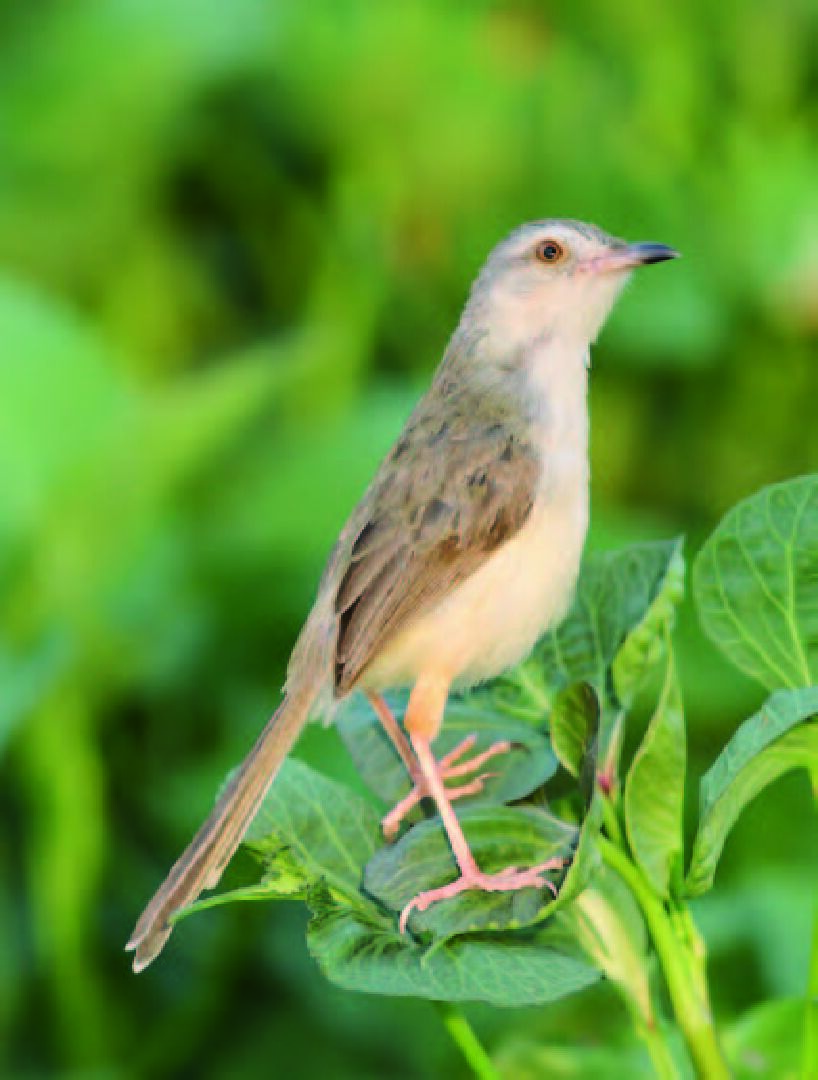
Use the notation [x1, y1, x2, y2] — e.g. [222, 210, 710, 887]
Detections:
[1, 1, 816, 1076]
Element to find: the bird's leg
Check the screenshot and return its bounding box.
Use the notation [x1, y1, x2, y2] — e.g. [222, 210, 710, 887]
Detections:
[398, 673, 564, 933]
[366, 690, 512, 840]
[366, 691, 416, 773]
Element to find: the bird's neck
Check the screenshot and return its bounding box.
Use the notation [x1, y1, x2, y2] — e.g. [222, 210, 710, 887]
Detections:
[440, 318, 591, 425]
[522, 332, 590, 510]
[526, 331, 590, 418]
[432, 324, 590, 505]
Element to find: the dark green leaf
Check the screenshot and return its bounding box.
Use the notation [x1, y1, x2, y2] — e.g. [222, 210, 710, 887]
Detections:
[515, 538, 685, 709]
[693, 474, 818, 691]
[336, 691, 557, 812]
[686, 689, 818, 896]
[365, 805, 576, 937]
[243, 758, 382, 907]
[185, 759, 601, 1005]
[174, 757, 385, 923]
[180, 760, 384, 920]
[308, 905, 600, 1006]
[624, 648, 686, 897]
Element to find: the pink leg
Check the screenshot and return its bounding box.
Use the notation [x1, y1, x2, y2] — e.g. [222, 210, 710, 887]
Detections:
[398, 731, 564, 933]
[366, 693, 512, 840]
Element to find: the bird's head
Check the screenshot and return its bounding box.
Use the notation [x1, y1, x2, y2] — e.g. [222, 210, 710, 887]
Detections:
[469, 219, 679, 348]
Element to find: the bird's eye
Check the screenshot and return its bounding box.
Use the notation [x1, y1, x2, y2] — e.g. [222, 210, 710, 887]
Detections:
[535, 239, 565, 264]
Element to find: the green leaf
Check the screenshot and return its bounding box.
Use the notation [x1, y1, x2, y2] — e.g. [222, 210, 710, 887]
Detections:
[556, 864, 653, 1025]
[364, 805, 577, 937]
[624, 647, 686, 897]
[244, 758, 382, 907]
[549, 682, 600, 779]
[0, 276, 132, 536]
[186, 759, 600, 1005]
[519, 537, 685, 709]
[723, 998, 803, 1079]
[0, 632, 72, 757]
[308, 906, 600, 1006]
[698, 686, 818, 818]
[336, 691, 557, 812]
[536, 791, 607, 921]
[693, 474, 818, 691]
[184, 758, 384, 920]
[686, 688, 818, 896]
[613, 540, 686, 707]
[494, 1035, 669, 1080]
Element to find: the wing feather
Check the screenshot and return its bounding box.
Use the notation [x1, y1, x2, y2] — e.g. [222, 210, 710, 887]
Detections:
[332, 410, 539, 692]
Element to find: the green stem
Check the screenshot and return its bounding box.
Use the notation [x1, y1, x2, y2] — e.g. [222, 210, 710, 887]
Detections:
[597, 797, 677, 1077]
[435, 1002, 500, 1080]
[600, 838, 729, 1080]
[804, 903, 818, 1080]
[627, 1004, 680, 1080]
[803, 770, 818, 1080]
[600, 786, 624, 846]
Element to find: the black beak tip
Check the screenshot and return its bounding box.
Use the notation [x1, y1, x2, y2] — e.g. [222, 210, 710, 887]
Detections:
[636, 242, 681, 265]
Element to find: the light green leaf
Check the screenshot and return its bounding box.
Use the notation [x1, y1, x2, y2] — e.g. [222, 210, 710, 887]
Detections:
[693, 474, 818, 691]
[549, 682, 599, 779]
[686, 689, 818, 896]
[613, 540, 686, 707]
[495, 1032, 683, 1080]
[556, 865, 653, 1027]
[336, 691, 557, 813]
[364, 805, 577, 937]
[537, 791, 606, 921]
[518, 538, 685, 709]
[0, 632, 72, 756]
[624, 647, 686, 897]
[698, 686, 818, 819]
[0, 276, 132, 534]
[723, 998, 803, 1079]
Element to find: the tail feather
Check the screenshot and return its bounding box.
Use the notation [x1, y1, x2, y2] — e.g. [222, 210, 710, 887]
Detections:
[126, 690, 314, 972]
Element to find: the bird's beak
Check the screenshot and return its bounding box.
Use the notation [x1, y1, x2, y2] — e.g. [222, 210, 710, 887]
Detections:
[581, 242, 680, 274]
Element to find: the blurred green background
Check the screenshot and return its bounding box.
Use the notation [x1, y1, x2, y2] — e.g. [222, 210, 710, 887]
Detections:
[1, 1, 817, 1076]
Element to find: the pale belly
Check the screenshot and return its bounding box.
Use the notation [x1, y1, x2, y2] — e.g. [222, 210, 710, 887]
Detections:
[361, 487, 588, 691]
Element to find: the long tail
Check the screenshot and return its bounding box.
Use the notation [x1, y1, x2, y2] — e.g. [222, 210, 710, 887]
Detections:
[126, 688, 316, 972]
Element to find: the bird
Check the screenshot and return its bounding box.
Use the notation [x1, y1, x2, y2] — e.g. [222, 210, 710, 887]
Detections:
[127, 219, 678, 970]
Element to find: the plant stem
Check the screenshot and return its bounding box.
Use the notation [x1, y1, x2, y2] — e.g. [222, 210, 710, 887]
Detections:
[803, 770, 818, 1080]
[599, 786, 624, 846]
[624, 998, 680, 1080]
[435, 1002, 500, 1080]
[599, 838, 729, 1080]
[804, 902, 818, 1080]
[597, 793, 680, 1076]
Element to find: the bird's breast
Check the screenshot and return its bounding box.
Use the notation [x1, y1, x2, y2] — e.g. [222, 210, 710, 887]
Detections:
[360, 336, 591, 692]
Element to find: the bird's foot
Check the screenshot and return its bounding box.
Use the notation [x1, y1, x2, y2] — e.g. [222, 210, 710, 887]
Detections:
[381, 735, 512, 840]
[398, 857, 564, 933]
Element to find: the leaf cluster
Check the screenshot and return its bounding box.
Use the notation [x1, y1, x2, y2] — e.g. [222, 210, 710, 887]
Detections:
[183, 473, 818, 1076]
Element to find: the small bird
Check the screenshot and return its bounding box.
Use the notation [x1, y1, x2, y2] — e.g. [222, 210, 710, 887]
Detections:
[128, 219, 678, 970]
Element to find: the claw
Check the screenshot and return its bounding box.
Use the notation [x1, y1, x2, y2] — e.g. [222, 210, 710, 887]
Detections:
[399, 857, 564, 933]
[380, 737, 514, 840]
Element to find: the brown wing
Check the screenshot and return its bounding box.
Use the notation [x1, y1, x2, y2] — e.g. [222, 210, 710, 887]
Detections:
[332, 416, 540, 692]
